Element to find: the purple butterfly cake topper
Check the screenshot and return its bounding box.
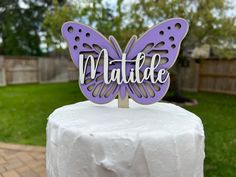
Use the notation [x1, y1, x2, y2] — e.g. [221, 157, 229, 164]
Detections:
[62, 18, 189, 108]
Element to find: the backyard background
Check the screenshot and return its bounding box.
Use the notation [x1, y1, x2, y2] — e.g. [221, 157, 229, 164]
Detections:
[0, 0, 236, 177]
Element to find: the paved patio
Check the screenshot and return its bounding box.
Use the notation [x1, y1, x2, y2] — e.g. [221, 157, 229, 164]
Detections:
[0, 143, 46, 177]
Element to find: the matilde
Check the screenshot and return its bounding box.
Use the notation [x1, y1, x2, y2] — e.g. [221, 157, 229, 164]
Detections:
[79, 49, 169, 85]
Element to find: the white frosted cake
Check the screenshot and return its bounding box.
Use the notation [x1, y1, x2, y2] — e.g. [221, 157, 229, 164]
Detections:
[46, 100, 205, 177]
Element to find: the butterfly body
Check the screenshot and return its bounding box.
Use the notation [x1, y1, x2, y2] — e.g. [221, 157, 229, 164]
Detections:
[62, 18, 189, 105]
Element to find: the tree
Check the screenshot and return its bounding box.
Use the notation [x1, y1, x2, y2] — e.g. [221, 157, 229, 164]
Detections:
[43, 0, 128, 50]
[43, 0, 78, 54]
[44, 0, 236, 101]
[0, 0, 55, 56]
[129, 0, 236, 100]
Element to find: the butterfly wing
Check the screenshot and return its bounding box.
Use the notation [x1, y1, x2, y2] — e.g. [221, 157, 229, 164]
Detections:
[125, 18, 189, 104]
[62, 22, 121, 104]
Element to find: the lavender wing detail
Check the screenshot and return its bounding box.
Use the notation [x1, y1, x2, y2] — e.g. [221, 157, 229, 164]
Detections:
[62, 22, 121, 104]
[125, 18, 189, 104]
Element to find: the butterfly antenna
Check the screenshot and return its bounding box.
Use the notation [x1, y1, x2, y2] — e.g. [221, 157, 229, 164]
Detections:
[124, 35, 137, 54]
[109, 36, 122, 58]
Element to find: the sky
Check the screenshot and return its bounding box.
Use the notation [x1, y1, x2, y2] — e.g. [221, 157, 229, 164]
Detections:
[228, 0, 236, 16]
[18, 0, 236, 17]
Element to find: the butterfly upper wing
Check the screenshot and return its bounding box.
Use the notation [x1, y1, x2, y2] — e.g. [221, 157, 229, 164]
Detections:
[62, 22, 121, 104]
[125, 18, 189, 104]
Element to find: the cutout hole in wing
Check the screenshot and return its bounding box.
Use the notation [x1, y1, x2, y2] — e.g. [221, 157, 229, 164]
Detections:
[80, 51, 98, 58]
[130, 83, 142, 98]
[143, 56, 152, 66]
[169, 36, 174, 41]
[141, 43, 154, 53]
[128, 84, 134, 94]
[137, 83, 148, 98]
[92, 44, 102, 52]
[160, 57, 169, 64]
[92, 83, 102, 97]
[84, 78, 93, 84]
[152, 83, 160, 92]
[86, 33, 90, 37]
[138, 72, 144, 81]
[112, 84, 119, 94]
[96, 74, 104, 82]
[83, 43, 92, 49]
[87, 84, 95, 91]
[159, 31, 164, 35]
[85, 71, 100, 78]
[155, 41, 165, 48]
[104, 82, 117, 98]
[99, 84, 109, 97]
[148, 49, 168, 55]
[175, 23, 181, 29]
[73, 45, 78, 50]
[143, 57, 162, 67]
[75, 36, 80, 42]
[84, 72, 101, 84]
[144, 82, 155, 97]
[68, 26, 73, 33]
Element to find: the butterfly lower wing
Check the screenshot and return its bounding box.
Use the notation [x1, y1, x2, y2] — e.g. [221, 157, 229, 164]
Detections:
[126, 79, 170, 104]
[62, 22, 121, 104]
[125, 18, 189, 104]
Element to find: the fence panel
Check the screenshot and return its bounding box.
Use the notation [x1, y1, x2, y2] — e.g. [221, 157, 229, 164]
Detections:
[0, 56, 78, 85]
[67, 61, 78, 81]
[182, 60, 199, 92]
[199, 59, 236, 94]
[0, 56, 6, 86]
[39, 58, 69, 83]
[4, 57, 38, 84]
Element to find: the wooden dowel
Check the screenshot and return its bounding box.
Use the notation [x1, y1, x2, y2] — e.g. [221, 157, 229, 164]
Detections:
[118, 92, 129, 108]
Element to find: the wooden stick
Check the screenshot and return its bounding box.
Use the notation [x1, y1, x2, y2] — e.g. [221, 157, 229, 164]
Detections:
[118, 92, 129, 108]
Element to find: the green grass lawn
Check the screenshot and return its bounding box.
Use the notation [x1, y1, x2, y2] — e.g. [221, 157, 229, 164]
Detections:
[0, 82, 236, 176]
[0, 82, 86, 145]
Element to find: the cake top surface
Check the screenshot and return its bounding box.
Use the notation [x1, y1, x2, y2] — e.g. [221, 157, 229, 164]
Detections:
[48, 100, 203, 137]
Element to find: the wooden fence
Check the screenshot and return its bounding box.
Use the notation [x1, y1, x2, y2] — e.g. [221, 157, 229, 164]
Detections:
[198, 59, 236, 94]
[0, 56, 78, 86]
[181, 59, 199, 92]
[182, 58, 236, 95]
[0, 57, 6, 86]
[0, 56, 236, 95]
